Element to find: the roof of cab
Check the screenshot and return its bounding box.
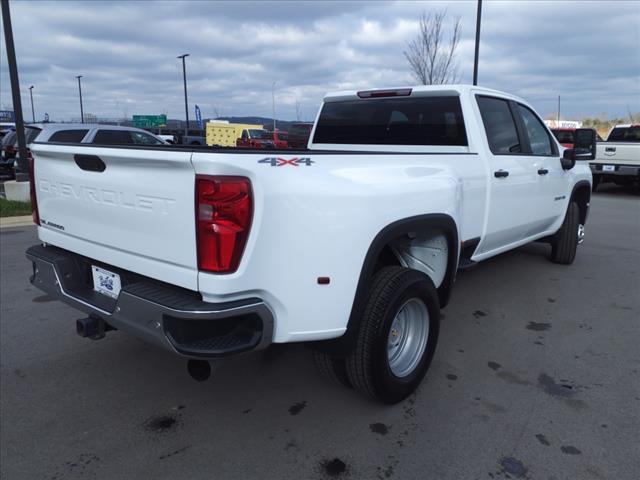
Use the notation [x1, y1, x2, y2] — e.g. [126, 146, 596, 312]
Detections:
[322, 84, 529, 105]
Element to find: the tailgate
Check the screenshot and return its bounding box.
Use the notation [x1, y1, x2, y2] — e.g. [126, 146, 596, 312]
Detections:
[31, 143, 198, 290]
[595, 143, 640, 164]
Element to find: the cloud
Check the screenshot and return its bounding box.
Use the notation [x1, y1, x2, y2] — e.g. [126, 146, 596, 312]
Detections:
[1, 0, 638, 122]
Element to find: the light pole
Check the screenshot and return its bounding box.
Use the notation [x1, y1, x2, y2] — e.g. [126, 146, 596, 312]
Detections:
[177, 54, 190, 138]
[76, 75, 84, 123]
[28, 85, 35, 123]
[271, 81, 277, 133]
[473, 0, 482, 86]
[557, 95, 561, 126]
[1, 0, 29, 181]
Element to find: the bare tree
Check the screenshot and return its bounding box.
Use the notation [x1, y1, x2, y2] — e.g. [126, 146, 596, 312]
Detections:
[404, 10, 462, 85]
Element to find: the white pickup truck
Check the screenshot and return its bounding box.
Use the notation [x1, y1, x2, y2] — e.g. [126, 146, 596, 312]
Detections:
[26, 85, 595, 403]
[590, 124, 640, 190]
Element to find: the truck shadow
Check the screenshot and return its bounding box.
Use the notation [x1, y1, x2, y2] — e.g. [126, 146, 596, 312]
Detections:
[593, 183, 640, 197]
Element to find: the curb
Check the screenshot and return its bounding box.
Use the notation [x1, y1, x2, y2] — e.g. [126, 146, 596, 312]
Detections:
[0, 215, 35, 229]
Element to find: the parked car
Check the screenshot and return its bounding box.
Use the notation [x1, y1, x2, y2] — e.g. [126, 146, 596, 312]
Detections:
[157, 134, 176, 144]
[236, 128, 275, 148]
[271, 130, 288, 149]
[287, 122, 313, 149]
[1, 126, 43, 177]
[590, 124, 640, 190]
[178, 129, 206, 145]
[26, 85, 595, 404]
[551, 128, 602, 148]
[0, 127, 13, 141]
[34, 124, 166, 145]
[1, 130, 18, 174]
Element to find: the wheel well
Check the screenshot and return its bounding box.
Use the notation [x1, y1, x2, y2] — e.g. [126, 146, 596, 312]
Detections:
[312, 214, 458, 356]
[571, 182, 591, 225]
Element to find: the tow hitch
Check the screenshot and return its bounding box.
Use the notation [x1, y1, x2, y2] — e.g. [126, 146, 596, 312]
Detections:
[76, 315, 115, 340]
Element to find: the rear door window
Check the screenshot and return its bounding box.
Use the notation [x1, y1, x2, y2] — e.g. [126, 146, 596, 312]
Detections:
[313, 96, 468, 146]
[48, 129, 89, 143]
[476, 96, 521, 154]
[92, 130, 133, 144]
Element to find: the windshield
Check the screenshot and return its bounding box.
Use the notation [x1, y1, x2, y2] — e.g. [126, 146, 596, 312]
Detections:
[248, 129, 268, 139]
[2, 131, 16, 146]
[25, 127, 42, 143]
[607, 127, 640, 142]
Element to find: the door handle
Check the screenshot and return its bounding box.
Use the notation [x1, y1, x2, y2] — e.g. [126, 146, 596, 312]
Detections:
[74, 154, 106, 172]
[494, 170, 509, 178]
[537, 168, 549, 175]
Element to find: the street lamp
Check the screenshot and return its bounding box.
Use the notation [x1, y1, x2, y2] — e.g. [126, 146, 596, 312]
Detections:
[28, 85, 35, 123]
[177, 54, 190, 138]
[272, 81, 277, 133]
[76, 75, 84, 123]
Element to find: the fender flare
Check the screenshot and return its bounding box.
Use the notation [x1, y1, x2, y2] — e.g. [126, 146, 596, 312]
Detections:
[570, 180, 591, 225]
[314, 214, 459, 355]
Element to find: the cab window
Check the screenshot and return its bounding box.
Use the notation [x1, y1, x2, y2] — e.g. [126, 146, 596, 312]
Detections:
[476, 96, 521, 154]
[92, 130, 132, 144]
[48, 129, 89, 143]
[517, 104, 554, 156]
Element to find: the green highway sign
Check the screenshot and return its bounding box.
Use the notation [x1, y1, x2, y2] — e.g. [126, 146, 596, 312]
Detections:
[132, 114, 167, 128]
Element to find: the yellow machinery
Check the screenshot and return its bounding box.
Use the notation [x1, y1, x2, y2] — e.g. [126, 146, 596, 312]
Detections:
[206, 121, 263, 147]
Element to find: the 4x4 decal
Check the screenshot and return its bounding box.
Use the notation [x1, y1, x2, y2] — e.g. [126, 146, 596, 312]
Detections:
[258, 157, 314, 167]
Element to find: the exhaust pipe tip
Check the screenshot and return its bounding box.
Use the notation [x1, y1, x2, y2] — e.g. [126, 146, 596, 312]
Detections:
[187, 359, 211, 382]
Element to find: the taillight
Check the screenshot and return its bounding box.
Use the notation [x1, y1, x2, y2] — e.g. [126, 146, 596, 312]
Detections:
[196, 175, 252, 273]
[28, 150, 40, 225]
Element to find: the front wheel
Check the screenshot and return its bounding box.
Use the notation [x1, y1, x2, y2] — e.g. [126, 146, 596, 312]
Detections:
[550, 202, 580, 264]
[346, 266, 440, 404]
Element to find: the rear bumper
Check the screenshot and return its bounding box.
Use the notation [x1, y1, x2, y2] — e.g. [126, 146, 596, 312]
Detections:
[590, 163, 640, 178]
[26, 244, 274, 359]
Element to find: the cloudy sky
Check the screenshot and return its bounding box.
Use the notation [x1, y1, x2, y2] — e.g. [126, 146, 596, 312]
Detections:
[1, 0, 638, 123]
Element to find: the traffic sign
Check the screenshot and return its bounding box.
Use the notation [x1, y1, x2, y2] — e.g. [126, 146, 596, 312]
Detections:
[132, 114, 167, 128]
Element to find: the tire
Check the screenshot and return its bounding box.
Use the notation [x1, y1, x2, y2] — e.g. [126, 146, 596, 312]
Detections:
[345, 266, 440, 404]
[550, 202, 580, 265]
[592, 176, 600, 192]
[312, 350, 352, 388]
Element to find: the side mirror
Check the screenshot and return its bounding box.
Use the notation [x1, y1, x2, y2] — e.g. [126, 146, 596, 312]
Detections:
[561, 149, 577, 170]
[573, 128, 597, 160]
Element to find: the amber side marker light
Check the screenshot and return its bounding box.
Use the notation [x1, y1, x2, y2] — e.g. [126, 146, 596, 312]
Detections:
[317, 277, 331, 285]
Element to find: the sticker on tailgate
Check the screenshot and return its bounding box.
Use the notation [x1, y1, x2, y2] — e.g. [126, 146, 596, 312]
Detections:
[258, 157, 314, 167]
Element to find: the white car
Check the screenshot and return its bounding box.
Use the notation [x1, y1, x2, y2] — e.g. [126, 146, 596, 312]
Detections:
[25, 85, 594, 403]
[33, 123, 167, 145]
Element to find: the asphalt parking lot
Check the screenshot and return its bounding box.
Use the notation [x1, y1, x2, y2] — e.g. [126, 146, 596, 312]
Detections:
[1, 184, 639, 480]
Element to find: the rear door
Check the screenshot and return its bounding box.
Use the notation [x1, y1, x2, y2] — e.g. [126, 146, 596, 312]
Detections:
[31, 143, 198, 290]
[475, 95, 540, 254]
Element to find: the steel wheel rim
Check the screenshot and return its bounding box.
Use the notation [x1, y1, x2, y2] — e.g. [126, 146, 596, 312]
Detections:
[387, 298, 429, 378]
[577, 224, 585, 244]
